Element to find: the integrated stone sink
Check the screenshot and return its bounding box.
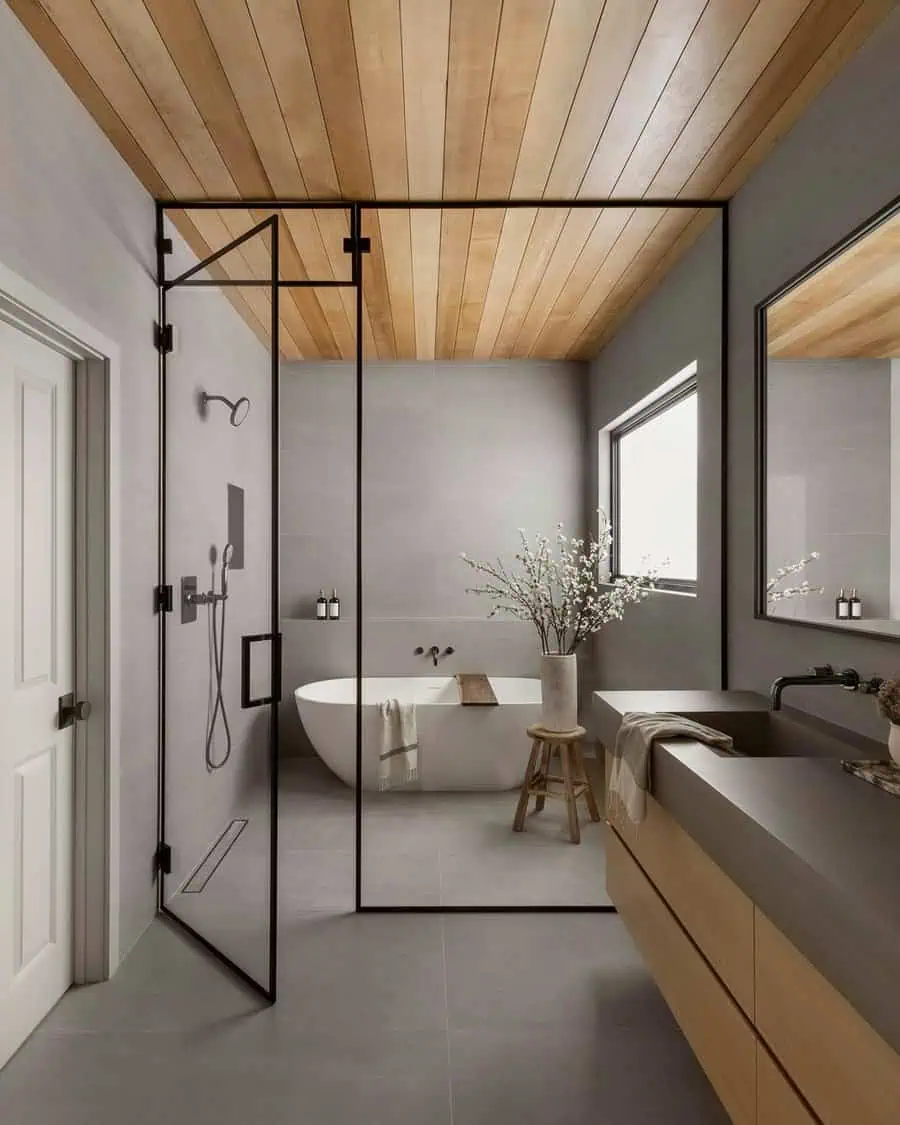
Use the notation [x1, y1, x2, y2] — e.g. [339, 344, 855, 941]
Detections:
[592, 689, 886, 761]
[701, 706, 885, 760]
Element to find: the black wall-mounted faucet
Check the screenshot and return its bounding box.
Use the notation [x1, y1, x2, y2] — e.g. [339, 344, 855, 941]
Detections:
[770, 664, 883, 710]
[415, 645, 455, 667]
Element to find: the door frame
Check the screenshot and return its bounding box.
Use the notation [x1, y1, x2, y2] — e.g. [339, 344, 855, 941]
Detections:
[0, 260, 121, 983]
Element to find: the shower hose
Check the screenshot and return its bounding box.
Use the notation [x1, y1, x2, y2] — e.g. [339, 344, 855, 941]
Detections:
[206, 594, 232, 771]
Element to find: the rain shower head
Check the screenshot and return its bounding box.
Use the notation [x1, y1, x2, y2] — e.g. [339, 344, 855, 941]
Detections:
[201, 392, 251, 427]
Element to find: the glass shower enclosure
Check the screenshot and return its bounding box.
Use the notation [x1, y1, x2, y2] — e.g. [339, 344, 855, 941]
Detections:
[158, 215, 280, 998]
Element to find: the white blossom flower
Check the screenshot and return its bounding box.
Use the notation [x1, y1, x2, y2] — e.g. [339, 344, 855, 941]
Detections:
[766, 553, 824, 604]
[460, 513, 662, 655]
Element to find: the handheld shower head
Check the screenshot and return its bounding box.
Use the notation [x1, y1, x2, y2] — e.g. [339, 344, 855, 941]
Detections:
[221, 543, 234, 597]
[201, 392, 251, 427]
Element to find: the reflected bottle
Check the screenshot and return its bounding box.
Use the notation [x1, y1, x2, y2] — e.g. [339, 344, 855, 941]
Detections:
[835, 589, 850, 620]
[328, 588, 341, 620]
[316, 589, 328, 621]
[849, 588, 863, 620]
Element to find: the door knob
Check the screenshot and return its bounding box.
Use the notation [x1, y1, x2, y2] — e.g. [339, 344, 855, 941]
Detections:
[58, 693, 92, 729]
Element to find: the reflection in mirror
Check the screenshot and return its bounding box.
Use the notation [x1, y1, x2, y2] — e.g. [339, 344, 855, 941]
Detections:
[763, 199, 900, 637]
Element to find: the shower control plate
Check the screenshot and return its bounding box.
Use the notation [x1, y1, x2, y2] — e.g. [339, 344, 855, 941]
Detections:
[181, 576, 198, 624]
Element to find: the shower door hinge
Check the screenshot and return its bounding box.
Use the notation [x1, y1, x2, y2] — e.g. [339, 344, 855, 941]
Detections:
[154, 843, 172, 875]
[154, 321, 174, 355]
[157, 235, 173, 255]
[154, 584, 173, 614]
[342, 235, 371, 255]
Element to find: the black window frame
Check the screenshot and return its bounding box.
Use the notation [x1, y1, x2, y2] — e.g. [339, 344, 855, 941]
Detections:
[609, 377, 699, 594]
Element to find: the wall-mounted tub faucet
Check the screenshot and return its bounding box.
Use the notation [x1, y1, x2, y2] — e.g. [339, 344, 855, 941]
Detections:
[415, 645, 455, 667]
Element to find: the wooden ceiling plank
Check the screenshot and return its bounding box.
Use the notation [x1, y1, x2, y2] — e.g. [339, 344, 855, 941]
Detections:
[560, 0, 840, 359]
[578, 0, 708, 198]
[454, 0, 554, 357]
[436, 208, 475, 359]
[410, 209, 442, 359]
[578, 0, 877, 360]
[298, 0, 396, 357]
[350, 0, 416, 359]
[642, 0, 817, 197]
[490, 208, 570, 356]
[512, 208, 601, 355]
[141, 0, 271, 196]
[455, 209, 507, 358]
[467, 0, 602, 357]
[510, 0, 606, 196]
[534, 0, 758, 358]
[544, 0, 657, 196]
[435, 0, 503, 357]
[193, 0, 345, 356]
[473, 208, 539, 357]
[245, 0, 341, 199]
[402, 0, 450, 358]
[486, 0, 656, 358]
[613, 0, 759, 197]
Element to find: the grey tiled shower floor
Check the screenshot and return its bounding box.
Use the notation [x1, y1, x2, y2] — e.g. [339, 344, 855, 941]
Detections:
[281, 756, 611, 909]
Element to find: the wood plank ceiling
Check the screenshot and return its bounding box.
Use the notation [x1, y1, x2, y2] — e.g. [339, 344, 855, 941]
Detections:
[10, 0, 894, 361]
[768, 205, 900, 358]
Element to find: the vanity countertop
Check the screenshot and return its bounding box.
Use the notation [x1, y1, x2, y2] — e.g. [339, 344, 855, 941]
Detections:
[594, 689, 900, 1057]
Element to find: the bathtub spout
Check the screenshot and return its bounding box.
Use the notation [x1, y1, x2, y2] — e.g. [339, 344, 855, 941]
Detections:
[429, 645, 440, 667]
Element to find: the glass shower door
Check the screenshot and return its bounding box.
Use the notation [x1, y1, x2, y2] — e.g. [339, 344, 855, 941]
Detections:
[160, 216, 279, 998]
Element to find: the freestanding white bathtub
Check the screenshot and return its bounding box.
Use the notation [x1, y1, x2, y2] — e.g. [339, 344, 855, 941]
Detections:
[294, 676, 542, 791]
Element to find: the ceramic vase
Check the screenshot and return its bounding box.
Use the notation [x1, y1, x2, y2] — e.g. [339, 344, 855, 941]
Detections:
[540, 653, 578, 732]
[888, 723, 900, 767]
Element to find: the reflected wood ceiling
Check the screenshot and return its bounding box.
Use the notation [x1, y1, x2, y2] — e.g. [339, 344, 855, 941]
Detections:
[10, 0, 894, 360]
[768, 205, 900, 358]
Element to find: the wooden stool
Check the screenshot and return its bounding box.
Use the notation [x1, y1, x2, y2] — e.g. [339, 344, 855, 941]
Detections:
[512, 725, 601, 844]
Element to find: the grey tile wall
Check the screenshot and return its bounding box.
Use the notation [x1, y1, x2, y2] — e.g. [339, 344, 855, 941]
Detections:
[767, 358, 891, 622]
[280, 359, 588, 754]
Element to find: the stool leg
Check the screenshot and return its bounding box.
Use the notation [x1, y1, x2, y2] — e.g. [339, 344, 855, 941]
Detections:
[575, 744, 602, 823]
[560, 743, 580, 844]
[513, 739, 541, 832]
[534, 742, 552, 813]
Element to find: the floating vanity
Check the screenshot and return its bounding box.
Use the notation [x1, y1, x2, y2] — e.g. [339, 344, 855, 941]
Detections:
[595, 690, 900, 1125]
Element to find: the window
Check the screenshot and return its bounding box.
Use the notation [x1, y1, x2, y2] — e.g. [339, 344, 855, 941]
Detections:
[610, 378, 698, 592]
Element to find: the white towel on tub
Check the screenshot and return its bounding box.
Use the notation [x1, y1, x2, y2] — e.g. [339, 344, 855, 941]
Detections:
[379, 698, 418, 791]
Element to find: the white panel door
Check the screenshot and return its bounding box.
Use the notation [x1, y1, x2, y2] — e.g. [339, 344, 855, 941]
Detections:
[0, 320, 74, 1070]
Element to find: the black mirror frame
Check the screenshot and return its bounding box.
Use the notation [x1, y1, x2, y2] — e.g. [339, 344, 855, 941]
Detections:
[754, 190, 900, 642]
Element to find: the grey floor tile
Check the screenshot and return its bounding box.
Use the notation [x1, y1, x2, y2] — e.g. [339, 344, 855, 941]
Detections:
[38, 920, 265, 1034]
[363, 847, 442, 906]
[443, 914, 655, 1031]
[0, 1023, 453, 1125]
[448, 1022, 729, 1125]
[274, 912, 448, 1035]
[280, 848, 355, 913]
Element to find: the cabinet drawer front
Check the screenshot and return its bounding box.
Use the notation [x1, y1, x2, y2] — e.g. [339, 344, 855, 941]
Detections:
[606, 752, 754, 1017]
[758, 1044, 819, 1125]
[607, 827, 757, 1125]
[756, 911, 900, 1125]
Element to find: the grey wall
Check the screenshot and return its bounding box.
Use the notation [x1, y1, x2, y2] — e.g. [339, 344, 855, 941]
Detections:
[588, 5, 900, 740]
[281, 360, 587, 754]
[766, 358, 891, 622]
[0, 6, 268, 957]
[587, 218, 723, 693]
[729, 4, 900, 740]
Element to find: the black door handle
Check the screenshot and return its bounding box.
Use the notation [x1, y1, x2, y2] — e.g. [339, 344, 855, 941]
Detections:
[240, 633, 283, 708]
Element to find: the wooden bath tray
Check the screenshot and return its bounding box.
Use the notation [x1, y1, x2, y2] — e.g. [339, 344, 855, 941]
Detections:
[841, 760, 900, 797]
[455, 673, 498, 706]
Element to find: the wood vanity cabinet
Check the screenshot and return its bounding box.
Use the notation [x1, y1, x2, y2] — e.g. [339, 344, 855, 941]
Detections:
[605, 763, 900, 1125]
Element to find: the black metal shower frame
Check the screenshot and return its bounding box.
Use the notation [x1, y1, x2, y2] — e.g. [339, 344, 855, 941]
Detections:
[155, 198, 730, 978]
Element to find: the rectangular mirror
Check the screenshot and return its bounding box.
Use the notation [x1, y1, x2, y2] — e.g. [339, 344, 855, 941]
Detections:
[757, 195, 900, 640]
